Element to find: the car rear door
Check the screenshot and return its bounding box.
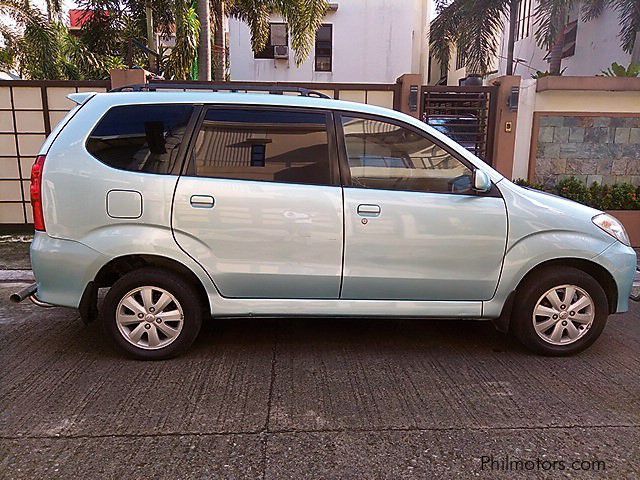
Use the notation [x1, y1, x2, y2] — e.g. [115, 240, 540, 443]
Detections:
[337, 113, 507, 301]
[172, 106, 343, 299]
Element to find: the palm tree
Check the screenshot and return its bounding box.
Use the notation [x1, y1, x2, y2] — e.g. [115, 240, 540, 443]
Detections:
[77, 0, 199, 79]
[0, 0, 122, 79]
[197, 0, 211, 80]
[164, 0, 200, 79]
[431, 0, 639, 78]
[430, 0, 511, 78]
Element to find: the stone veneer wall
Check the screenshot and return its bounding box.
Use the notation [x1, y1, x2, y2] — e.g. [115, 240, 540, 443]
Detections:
[533, 115, 640, 187]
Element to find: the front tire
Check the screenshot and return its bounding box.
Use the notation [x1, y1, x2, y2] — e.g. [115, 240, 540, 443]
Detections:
[511, 266, 609, 356]
[101, 268, 203, 360]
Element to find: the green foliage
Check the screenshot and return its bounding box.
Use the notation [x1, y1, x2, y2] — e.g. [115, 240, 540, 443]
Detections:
[163, 1, 200, 80]
[513, 178, 546, 190]
[0, 0, 122, 79]
[531, 68, 566, 79]
[429, 0, 507, 76]
[432, 0, 639, 78]
[555, 177, 593, 205]
[600, 62, 640, 77]
[514, 177, 640, 210]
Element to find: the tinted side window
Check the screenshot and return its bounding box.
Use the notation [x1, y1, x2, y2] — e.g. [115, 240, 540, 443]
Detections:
[341, 116, 473, 194]
[87, 104, 193, 174]
[191, 109, 332, 186]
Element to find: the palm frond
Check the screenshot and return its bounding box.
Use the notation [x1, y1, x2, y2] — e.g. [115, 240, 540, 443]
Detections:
[430, 0, 507, 76]
[580, 0, 608, 22]
[429, 1, 463, 76]
[611, 0, 640, 55]
[228, 0, 271, 55]
[164, 0, 200, 79]
[533, 0, 575, 50]
[229, 0, 328, 66]
[456, 0, 509, 74]
[273, 0, 328, 66]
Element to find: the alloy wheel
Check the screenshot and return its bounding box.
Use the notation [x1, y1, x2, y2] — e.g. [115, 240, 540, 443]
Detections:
[532, 284, 595, 346]
[115, 286, 184, 350]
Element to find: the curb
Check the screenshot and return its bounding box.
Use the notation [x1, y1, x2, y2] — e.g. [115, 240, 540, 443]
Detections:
[0, 270, 35, 283]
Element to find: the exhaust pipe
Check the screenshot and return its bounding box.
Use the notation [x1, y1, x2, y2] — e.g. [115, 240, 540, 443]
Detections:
[10, 283, 37, 303]
[10, 283, 53, 307]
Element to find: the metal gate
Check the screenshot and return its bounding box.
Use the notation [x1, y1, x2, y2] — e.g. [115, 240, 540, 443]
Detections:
[420, 85, 498, 166]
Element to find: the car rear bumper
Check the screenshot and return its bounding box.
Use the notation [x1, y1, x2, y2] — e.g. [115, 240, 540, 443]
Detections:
[30, 232, 108, 308]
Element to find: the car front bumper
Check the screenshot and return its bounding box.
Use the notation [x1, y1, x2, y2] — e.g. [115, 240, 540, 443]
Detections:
[630, 269, 640, 302]
[594, 241, 637, 313]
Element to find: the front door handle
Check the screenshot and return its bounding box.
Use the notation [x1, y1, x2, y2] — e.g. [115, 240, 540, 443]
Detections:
[190, 195, 215, 208]
[357, 204, 381, 217]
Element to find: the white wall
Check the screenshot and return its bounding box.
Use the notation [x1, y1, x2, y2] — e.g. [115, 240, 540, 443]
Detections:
[228, 0, 430, 83]
[499, 4, 631, 77]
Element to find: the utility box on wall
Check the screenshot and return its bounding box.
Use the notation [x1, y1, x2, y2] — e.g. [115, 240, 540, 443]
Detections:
[396, 73, 423, 119]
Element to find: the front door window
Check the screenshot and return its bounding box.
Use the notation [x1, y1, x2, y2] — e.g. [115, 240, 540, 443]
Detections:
[341, 116, 473, 194]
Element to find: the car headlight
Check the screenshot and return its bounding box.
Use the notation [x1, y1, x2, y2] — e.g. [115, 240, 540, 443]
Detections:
[592, 213, 630, 246]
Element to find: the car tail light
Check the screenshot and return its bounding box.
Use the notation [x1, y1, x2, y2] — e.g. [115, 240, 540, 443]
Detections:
[30, 155, 46, 231]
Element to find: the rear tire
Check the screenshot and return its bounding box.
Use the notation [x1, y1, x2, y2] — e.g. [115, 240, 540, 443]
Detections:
[101, 267, 203, 360]
[511, 266, 609, 356]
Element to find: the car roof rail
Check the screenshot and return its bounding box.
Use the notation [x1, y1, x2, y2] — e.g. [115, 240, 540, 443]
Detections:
[109, 82, 332, 99]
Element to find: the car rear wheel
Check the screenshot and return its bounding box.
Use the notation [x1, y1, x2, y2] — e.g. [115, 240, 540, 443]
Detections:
[511, 266, 609, 356]
[102, 268, 203, 360]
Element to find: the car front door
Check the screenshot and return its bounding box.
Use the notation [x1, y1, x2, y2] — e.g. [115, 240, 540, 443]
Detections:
[338, 113, 507, 301]
[172, 106, 343, 299]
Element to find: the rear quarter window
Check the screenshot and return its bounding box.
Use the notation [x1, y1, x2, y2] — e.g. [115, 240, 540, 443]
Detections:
[86, 104, 193, 174]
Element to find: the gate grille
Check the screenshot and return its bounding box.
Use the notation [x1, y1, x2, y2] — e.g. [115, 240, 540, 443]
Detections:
[421, 86, 498, 165]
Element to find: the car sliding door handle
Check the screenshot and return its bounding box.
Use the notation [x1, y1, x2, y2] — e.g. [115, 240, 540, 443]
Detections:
[190, 195, 215, 208]
[357, 204, 381, 217]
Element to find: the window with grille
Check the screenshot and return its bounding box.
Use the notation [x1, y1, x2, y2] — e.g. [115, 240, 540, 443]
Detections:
[515, 0, 532, 41]
[315, 24, 332, 72]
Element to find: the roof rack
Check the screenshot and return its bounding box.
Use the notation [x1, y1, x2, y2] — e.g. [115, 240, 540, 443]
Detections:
[109, 82, 332, 99]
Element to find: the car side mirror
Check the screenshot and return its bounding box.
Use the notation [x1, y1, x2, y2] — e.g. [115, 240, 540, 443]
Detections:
[473, 169, 491, 193]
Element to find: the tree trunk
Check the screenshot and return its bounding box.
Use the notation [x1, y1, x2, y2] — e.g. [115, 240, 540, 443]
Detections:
[548, 12, 566, 75]
[145, 0, 158, 73]
[632, 30, 640, 65]
[197, 0, 212, 81]
[213, 1, 225, 81]
[506, 0, 519, 75]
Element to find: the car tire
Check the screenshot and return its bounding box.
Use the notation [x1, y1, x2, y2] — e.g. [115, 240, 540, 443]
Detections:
[511, 266, 609, 356]
[101, 267, 203, 360]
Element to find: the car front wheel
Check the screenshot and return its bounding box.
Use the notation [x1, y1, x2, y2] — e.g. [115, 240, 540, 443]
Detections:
[101, 268, 203, 360]
[511, 266, 609, 356]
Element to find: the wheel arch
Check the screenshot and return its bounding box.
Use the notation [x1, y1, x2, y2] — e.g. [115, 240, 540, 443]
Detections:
[517, 258, 617, 313]
[493, 257, 618, 333]
[91, 254, 210, 315]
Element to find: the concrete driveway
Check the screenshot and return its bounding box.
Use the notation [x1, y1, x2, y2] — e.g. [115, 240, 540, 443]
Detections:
[0, 284, 638, 479]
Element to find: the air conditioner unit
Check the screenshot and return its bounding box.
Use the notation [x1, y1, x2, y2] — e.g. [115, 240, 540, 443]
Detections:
[273, 45, 289, 59]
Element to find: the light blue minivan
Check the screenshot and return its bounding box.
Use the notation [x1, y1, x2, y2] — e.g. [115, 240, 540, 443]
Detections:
[11, 85, 638, 359]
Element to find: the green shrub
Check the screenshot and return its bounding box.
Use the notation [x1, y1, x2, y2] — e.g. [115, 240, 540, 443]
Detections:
[513, 178, 545, 190]
[513, 177, 640, 210]
[600, 62, 640, 77]
[554, 177, 591, 205]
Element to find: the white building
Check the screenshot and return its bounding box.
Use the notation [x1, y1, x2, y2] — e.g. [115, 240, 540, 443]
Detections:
[499, 1, 631, 77]
[228, 0, 430, 83]
[430, 1, 632, 85]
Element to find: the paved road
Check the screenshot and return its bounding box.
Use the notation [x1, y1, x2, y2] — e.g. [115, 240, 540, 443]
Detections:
[1, 284, 638, 479]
